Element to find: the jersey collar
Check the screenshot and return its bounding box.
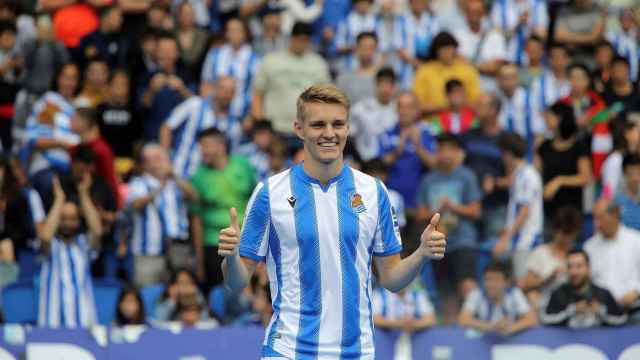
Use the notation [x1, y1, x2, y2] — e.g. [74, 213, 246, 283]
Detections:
[292, 162, 349, 192]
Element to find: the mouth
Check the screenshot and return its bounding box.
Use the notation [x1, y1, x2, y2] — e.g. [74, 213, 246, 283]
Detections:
[318, 141, 339, 150]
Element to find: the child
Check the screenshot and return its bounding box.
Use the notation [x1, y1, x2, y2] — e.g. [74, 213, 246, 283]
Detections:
[430, 79, 476, 136]
[114, 286, 146, 326]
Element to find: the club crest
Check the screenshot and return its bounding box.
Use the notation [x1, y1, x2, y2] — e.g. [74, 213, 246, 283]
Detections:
[351, 193, 366, 213]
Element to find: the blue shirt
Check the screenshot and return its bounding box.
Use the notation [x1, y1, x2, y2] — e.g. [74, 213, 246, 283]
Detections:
[417, 166, 482, 250]
[615, 190, 640, 231]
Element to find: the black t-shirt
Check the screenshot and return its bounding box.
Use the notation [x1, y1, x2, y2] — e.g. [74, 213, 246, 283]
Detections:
[601, 83, 640, 128]
[538, 138, 590, 218]
[462, 128, 509, 207]
[97, 102, 142, 158]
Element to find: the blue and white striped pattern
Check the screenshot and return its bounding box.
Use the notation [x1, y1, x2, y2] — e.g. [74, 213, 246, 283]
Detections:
[24, 92, 79, 176]
[38, 234, 97, 328]
[506, 164, 543, 251]
[166, 96, 216, 178]
[126, 175, 189, 256]
[201, 44, 259, 119]
[393, 11, 440, 89]
[462, 287, 531, 323]
[607, 30, 639, 82]
[239, 164, 402, 359]
[335, 12, 385, 71]
[529, 70, 571, 114]
[372, 287, 434, 320]
[498, 87, 544, 145]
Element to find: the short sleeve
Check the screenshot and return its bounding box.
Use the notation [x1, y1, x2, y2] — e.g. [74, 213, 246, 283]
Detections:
[28, 189, 45, 224]
[511, 288, 531, 317]
[166, 98, 193, 129]
[238, 182, 270, 262]
[463, 169, 482, 204]
[200, 49, 217, 83]
[526, 246, 553, 280]
[514, 172, 538, 205]
[462, 288, 482, 314]
[373, 180, 403, 257]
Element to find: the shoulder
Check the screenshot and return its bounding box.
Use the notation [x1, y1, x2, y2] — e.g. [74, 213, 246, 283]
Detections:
[350, 167, 383, 192]
[457, 166, 478, 181]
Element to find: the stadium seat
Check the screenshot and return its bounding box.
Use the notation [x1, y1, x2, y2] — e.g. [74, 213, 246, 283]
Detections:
[209, 285, 226, 320]
[2, 280, 37, 324]
[17, 249, 41, 280]
[141, 283, 165, 317]
[93, 278, 123, 325]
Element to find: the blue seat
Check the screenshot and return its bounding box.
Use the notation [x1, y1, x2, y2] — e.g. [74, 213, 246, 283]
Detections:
[93, 278, 122, 325]
[17, 249, 41, 280]
[141, 283, 165, 317]
[2, 280, 37, 324]
[209, 285, 226, 320]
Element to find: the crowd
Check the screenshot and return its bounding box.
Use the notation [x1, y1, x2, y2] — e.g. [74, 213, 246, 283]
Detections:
[0, 0, 638, 336]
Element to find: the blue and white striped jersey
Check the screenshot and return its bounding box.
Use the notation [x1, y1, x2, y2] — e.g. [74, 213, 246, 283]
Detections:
[126, 175, 190, 256]
[498, 87, 544, 144]
[235, 142, 270, 182]
[201, 44, 259, 119]
[240, 164, 403, 359]
[607, 29, 639, 82]
[528, 70, 571, 115]
[38, 234, 97, 328]
[393, 11, 440, 89]
[335, 11, 385, 71]
[463, 287, 531, 323]
[372, 287, 434, 320]
[506, 163, 543, 251]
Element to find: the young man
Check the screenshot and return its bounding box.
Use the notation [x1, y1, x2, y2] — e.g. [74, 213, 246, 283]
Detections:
[493, 133, 543, 280]
[542, 250, 627, 328]
[529, 44, 571, 116]
[615, 154, 640, 231]
[458, 261, 537, 335]
[334, 0, 382, 72]
[335, 31, 380, 105]
[430, 79, 476, 136]
[372, 282, 436, 333]
[220, 84, 446, 359]
[38, 176, 103, 328]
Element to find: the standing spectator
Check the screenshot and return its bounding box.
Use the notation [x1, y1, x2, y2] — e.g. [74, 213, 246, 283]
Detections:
[413, 32, 481, 115]
[97, 70, 141, 159]
[350, 67, 397, 161]
[378, 91, 436, 212]
[201, 18, 258, 119]
[236, 119, 273, 182]
[585, 200, 640, 314]
[602, 57, 640, 125]
[542, 249, 627, 328]
[174, 2, 208, 78]
[372, 284, 436, 332]
[458, 261, 537, 335]
[333, 0, 381, 72]
[392, 0, 440, 89]
[521, 207, 582, 309]
[251, 22, 330, 141]
[335, 31, 379, 105]
[535, 102, 591, 229]
[75, 58, 110, 108]
[529, 44, 571, 119]
[252, 6, 287, 57]
[606, 8, 639, 82]
[553, 0, 605, 65]
[139, 32, 194, 142]
[125, 145, 198, 287]
[38, 176, 102, 328]
[190, 128, 256, 288]
[518, 35, 545, 88]
[493, 133, 543, 280]
[602, 120, 640, 199]
[114, 286, 146, 326]
[429, 79, 477, 136]
[592, 41, 616, 93]
[614, 154, 640, 231]
[76, 5, 127, 69]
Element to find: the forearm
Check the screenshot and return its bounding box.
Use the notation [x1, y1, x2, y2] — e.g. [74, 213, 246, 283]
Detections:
[130, 191, 160, 210]
[378, 251, 426, 293]
[459, 314, 493, 332]
[450, 202, 481, 220]
[41, 199, 64, 242]
[251, 93, 264, 119]
[79, 192, 103, 237]
[141, 89, 157, 108]
[159, 125, 172, 149]
[510, 313, 537, 333]
[191, 216, 205, 264]
[415, 145, 435, 168]
[118, 0, 151, 13]
[34, 138, 68, 150]
[176, 179, 198, 201]
[239, 0, 266, 18]
[520, 272, 544, 292]
[476, 60, 503, 76]
[413, 314, 436, 330]
[556, 174, 589, 187]
[222, 254, 252, 292]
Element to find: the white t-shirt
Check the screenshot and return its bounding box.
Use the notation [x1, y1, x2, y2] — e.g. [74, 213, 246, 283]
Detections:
[506, 163, 544, 251]
[526, 244, 567, 300]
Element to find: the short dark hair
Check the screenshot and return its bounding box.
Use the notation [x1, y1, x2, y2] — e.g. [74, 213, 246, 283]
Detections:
[445, 79, 464, 94]
[156, 30, 178, 45]
[75, 107, 99, 127]
[356, 31, 377, 44]
[549, 43, 569, 56]
[498, 133, 527, 159]
[253, 119, 273, 132]
[568, 249, 590, 265]
[595, 40, 615, 52]
[484, 261, 509, 278]
[527, 34, 544, 45]
[196, 127, 224, 141]
[73, 144, 97, 164]
[623, 153, 640, 171]
[568, 62, 593, 89]
[436, 133, 462, 148]
[0, 20, 16, 35]
[428, 31, 458, 60]
[552, 206, 583, 235]
[99, 4, 119, 19]
[375, 66, 396, 84]
[612, 55, 630, 69]
[291, 22, 313, 37]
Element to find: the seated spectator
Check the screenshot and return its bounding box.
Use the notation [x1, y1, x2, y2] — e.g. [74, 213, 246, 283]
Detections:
[542, 249, 627, 328]
[493, 134, 543, 279]
[458, 261, 537, 335]
[413, 31, 481, 115]
[114, 286, 146, 326]
[520, 207, 582, 309]
[519, 35, 545, 88]
[252, 6, 286, 57]
[38, 176, 103, 328]
[154, 268, 208, 322]
[333, 0, 381, 73]
[602, 120, 640, 199]
[174, 2, 208, 77]
[553, 0, 605, 65]
[335, 31, 379, 105]
[236, 119, 273, 182]
[350, 67, 398, 161]
[606, 8, 639, 82]
[528, 44, 571, 119]
[614, 154, 640, 230]
[75, 58, 110, 108]
[175, 293, 218, 329]
[234, 273, 273, 328]
[76, 5, 127, 69]
[429, 79, 477, 136]
[363, 159, 406, 231]
[190, 128, 256, 289]
[125, 144, 198, 287]
[592, 41, 615, 93]
[585, 200, 640, 316]
[372, 283, 436, 333]
[601, 57, 640, 126]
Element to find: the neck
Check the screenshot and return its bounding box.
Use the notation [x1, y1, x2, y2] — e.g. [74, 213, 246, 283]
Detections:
[574, 281, 590, 294]
[481, 120, 501, 135]
[552, 68, 566, 79]
[603, 224, 620, 240]
[210, 155, 228, 170]
[469, 20, 481, 33]
[302, 157, 344, 185]
[510, 159, 524, 174]
[358, 60, 375, 73]
[503, 88, 516, 98]
[552, 239, 571, 253]
[231, 43, 243, 51]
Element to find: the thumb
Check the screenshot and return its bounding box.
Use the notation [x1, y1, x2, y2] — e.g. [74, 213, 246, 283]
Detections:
[426, 213, 440, 232]
[229, 207, 239, 230]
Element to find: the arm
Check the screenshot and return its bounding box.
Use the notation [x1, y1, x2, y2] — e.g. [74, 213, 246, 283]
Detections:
[239, 0, 267, 18]
[449, 201, 482, 221]
[37, 0, 75, 12]
[118, 0, 151, 13]
[554, 20, 604, 45]
[251, 91, 264, 120]
[458, 309, 493, 332]
[159, 124, 172, 149]
[40, 178, 65, 247]
[130, 187, 162, 210]
[220, 208, 258, 291]
[502, 204, 529, 240]
[78, 174, 103, 248]
[33, 138, 70, 151]
[284, 0, 324, 22]
[191, 214, 206, 282]
[555, 157, 592, 188]
[508, 310, 538, 334]
[520, 270, 546, 292]
[540, 289, 573, 326]
[412, 313, 437, 330]
[175, 178, 198, 202]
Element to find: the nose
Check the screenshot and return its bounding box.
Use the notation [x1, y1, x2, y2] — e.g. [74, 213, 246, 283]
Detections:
[322, 123, 336, 139]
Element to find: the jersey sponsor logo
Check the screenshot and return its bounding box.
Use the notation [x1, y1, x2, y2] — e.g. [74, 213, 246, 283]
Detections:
[351, 193, 366, 213]
[287, 196, 296, 208]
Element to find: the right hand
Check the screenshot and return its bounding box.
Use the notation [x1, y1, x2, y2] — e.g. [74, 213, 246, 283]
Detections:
[218, 208, 240, 257]
[52, 176, 65, 203]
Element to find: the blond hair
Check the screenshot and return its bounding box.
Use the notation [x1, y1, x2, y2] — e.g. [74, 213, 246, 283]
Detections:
[296, 84, 351, 123]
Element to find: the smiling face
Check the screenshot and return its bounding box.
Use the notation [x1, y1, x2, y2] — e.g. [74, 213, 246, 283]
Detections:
[295, 102, 349, 166]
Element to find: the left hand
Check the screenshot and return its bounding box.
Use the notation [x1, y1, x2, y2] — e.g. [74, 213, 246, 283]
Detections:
[419, 213, 446, 260]
[620, 291, 639, 308]
[543, 177, 562, 199]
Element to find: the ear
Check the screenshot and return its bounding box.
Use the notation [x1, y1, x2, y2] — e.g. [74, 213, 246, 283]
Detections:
[293, 119, 305, 141]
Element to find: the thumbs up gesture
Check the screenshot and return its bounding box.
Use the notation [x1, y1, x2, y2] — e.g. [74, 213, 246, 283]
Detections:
[218, 208, 241, 257]
[419, 213, 446, 260]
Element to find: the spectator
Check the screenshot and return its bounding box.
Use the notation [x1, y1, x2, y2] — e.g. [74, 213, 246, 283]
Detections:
[97, 70, 142, 159]
[372, 283, 436, 332]
[453, 0, 507, 91]
[602, 120, 640, 199]
[521, 207, 583, 309]
[114, 286, 146, 326]
[392, 0, 440, 89]
[529, 44, 571, 119]
[129, 28, 157, 98]
[175, 293, 218, 329]
[190, 127, 256, 288]
[234, 272, 273, 327]
[535, 102, 591, 226]
[125, 144, 198, 287]
[413, 32, 481, 115]
[462, 93, 509, 245]
[38, 0, 99, 49]
[76, 5, 127, 69]
[350, 66, 397, 161]
[542, 249, 627, 328]
[585, 200, 640, 315]
[139, 32, 194, 141]
[0, 21, 20, 151]
[602, 57, 640, 125]
[174, 2, 208, 78]
[429, 79, 477, 136]
[271, 0, 323, 36]
[458, 261, 537, 335]
[333, 0, 381, 72]
[251, 22, 330, 141]
[252, 6, 286, 57]
[236, 119, 273, 182]
[554, 0, 605, 65]
[493, 133, 543, 280]
[416, 133, 481, 316]
[592, 41, 616, 93]
[519, 35, 545, 88]
[378, 91, 436, 211]
[614, 154, 640, 231]
[362, 159, 406, 231]
[607, 8, 639, 82]
[76, 58, 110, 108]
[335, 31, 379, 105]
[154, 268, 208, 322]
[38, 176, 102, 328]
[201, 18, 258, 119]
[146, 2, 173, 32]
[435, 0, 466, 33]
[0, 0, 35, 50]
[0, 237, 16, 300]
